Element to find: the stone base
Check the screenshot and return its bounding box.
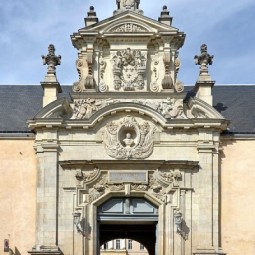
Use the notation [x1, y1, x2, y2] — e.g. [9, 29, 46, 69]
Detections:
[28, 246, 63, 255]
[193, 248, 226, 255]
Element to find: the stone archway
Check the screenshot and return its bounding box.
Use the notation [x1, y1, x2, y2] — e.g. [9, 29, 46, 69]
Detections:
[97, 197, 158, 255]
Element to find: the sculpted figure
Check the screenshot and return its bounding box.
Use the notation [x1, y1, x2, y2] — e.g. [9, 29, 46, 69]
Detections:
[123, 133, 135, 148]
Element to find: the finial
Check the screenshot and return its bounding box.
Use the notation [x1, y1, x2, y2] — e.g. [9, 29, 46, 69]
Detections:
[42, 44, 61, 76]
[85, 6, 98, 26]
[158, 5, 172, 26]
[194, 44, 214, 66]
[194, 44, 214, 81]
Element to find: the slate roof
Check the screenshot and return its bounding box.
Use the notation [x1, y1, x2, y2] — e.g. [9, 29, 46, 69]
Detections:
[0, 85, 254, 133]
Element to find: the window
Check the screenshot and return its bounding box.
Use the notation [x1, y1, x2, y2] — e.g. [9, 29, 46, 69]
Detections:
[128, 240, 132, 250]
[103, 242, 108, 250]
[140, 244, 145, 250]
[116, 239, 120, 250]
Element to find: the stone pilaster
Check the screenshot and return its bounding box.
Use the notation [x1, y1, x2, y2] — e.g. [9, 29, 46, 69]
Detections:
[29, 139, 62, 255]
[193, 130, 225, 255]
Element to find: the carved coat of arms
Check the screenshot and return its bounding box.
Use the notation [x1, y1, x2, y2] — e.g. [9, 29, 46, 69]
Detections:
[103, 116, 155, 159]
[112, 48, 147, 91]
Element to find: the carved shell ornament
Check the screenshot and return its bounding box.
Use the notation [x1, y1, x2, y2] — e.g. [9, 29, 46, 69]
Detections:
[103, 116, 155, 159]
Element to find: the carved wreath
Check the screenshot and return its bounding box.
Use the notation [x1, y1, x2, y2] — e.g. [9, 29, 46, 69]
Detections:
[103, 116, 155, 159]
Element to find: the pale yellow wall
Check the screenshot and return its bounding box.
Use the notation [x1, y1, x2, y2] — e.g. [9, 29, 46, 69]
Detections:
[1, 137, 255, 255]
[0, 139, 36, 255]
[221, 139, 255, 255]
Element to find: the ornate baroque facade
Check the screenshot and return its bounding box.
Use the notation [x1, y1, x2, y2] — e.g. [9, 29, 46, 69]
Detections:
[1, 1, 255, 255]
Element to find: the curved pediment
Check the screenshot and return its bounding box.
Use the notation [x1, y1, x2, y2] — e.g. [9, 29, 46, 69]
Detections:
[188, 97, 225, 119]
[32, 98, 72, 119]
[28, 94, 228, 132]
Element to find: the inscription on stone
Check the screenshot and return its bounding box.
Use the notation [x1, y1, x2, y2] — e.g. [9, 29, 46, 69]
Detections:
[109, 171, 147, 184]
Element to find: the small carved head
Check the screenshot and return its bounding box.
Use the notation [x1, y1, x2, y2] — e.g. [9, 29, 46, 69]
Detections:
[48, 44, 55, 56]
[200, 44, 207, 53]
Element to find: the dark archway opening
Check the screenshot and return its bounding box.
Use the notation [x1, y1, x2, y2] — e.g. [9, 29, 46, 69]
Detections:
[100, 223, 156, 255]
[97, 197, 158, 255]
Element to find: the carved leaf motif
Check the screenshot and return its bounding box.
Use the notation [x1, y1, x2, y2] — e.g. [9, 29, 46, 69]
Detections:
[131, 184, 148, 191]
[108, 184, 125, 191]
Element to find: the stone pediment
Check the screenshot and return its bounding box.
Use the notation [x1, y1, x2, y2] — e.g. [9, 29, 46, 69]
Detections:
[71, 9, 185, 93]
[75, 11, 180, 36]
[187, 97, 225, 119]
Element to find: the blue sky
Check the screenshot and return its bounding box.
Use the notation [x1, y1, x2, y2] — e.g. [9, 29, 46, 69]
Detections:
[1, 0, 255, 85]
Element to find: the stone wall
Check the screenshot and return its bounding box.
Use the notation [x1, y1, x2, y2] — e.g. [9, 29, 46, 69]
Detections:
[1, 137, 255, 255]
[0, 139, 36, 255]
[221, 139, 255, 255]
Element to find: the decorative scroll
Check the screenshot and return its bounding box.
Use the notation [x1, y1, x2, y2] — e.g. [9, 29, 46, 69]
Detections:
[162, 52, 173, 89]
[103, 116, 155, 159]
[73, 52, 96, 92]
[156, 169, 182, 187]
[75, 167, 99, 183]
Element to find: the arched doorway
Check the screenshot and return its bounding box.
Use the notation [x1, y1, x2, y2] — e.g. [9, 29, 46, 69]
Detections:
[97, 197, 158, 255]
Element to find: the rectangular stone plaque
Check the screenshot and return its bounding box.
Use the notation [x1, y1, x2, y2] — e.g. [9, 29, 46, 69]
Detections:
[109, 171, 147, 184]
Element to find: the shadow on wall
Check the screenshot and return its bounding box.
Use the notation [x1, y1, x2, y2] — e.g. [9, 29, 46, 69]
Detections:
[8, 247, 21, 255]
